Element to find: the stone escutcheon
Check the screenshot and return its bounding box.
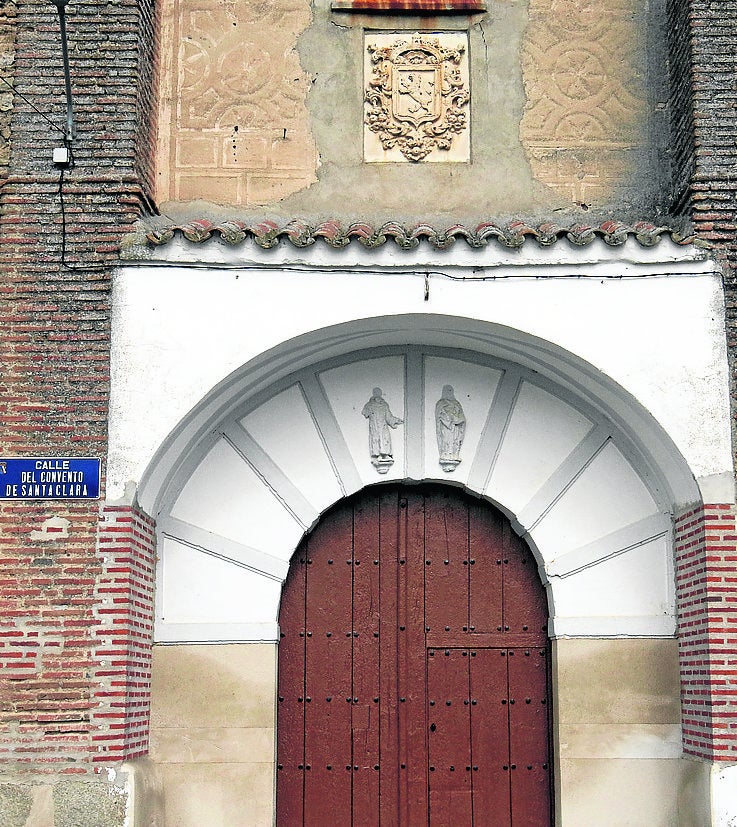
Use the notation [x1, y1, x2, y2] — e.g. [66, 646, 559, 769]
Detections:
[365, 34, 470, 162]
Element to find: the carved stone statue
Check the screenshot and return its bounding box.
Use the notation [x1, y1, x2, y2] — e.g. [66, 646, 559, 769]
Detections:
[435, 385, 466, 472]
[362, 388, 403, 474]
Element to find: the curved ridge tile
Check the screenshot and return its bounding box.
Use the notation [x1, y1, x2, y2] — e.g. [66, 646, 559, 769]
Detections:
[144, 219, 695, 251]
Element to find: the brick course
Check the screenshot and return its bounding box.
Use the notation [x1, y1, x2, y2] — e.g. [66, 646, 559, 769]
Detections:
[685, 1, 737, 453]
[91, 506, 155, 763]
[666, 0, 695, 214]
[670, 2, 737, 762]
[0, 504, 155, 771]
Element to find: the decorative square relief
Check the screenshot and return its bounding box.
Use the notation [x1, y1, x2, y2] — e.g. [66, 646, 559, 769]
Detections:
[364, 31, 470, 163]
[520, 0, 646, 206]
[156, 0, 318, 206]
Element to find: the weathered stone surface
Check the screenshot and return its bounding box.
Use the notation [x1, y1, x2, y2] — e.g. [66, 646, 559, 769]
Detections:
[53, 782, 127, 827]
[155, 0, 670, 223]
[0, 781, 131, 827]
[520, 0, 650, 207]
[0, 0, 16, 179]
[0, 784, 33, 827]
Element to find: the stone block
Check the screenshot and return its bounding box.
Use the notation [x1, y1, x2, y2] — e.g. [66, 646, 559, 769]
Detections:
[150, 643, 277, 730]
[269, 133, 315, 171]
[247, 174, 314, 205]
[176, 135, 218, 169]
[53, 781, 127, 827]
[557, 758, 682, 827]
[222, 133, 269, 170]
[176, 174, 241, 204]
[554, 638, 681, 725]
[0, 785, 33, 827]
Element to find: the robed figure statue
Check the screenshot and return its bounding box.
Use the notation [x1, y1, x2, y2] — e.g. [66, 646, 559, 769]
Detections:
[362, 387, 403, 474]
[435, 385, 466, 472]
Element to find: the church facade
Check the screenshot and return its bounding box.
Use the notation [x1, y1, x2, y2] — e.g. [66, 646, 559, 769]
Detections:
[1, 0, 736, 824]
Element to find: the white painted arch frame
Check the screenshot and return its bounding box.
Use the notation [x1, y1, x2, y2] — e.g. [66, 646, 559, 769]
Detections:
[138, 315, 701, 644]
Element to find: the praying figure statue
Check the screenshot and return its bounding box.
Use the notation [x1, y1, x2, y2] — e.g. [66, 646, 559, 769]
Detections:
[362, 387, 403, 474]
[435, 385, 466, 472]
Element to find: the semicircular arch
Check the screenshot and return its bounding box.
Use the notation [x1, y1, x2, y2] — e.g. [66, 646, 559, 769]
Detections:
[142, 315, 699, 644]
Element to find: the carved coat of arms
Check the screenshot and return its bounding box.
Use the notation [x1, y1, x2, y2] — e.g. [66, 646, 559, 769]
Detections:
[365, 35, 470, 162]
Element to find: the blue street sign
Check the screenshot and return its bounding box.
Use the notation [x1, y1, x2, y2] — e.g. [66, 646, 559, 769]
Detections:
[0, 458, 101, 500]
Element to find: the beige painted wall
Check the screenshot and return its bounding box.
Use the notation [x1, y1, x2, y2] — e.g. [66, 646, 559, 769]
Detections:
[149, 644, 277, 827]
[148, 638, 706, 826]
[155, 0, 665, 223]
[553, 638, 707, 827]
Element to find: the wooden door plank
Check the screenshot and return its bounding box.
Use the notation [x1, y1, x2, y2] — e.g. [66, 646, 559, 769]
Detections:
[503, 526, 548, 639]
[470, 648, 512, 827]
[304, 506, 353, 826]
[469, 501, 504, 636]
[352, 494, 381, 826]
[378, 489, 401, 827]
[427, 647, 472, 826]
[508, 646, 551, 826]
[424, 489, 470, 637]
[403, 490, 429, 827]
[277, 552, 306, 826]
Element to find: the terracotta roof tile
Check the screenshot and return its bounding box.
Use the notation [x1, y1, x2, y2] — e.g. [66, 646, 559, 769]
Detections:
[144, 219, 696, 251]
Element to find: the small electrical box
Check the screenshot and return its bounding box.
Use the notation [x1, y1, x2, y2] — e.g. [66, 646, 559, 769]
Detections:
[53, 146, 71, 166]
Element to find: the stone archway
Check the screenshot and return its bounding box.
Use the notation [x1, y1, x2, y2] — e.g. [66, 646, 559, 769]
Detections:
[146, 339, 685, 644]
[140, 318, 704, 826]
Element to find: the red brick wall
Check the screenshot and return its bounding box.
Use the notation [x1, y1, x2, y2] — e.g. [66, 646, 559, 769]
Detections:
[675, 503, 737, 760]
[0, 504, 101, 772]
[0, 504, 155, 773]
[666, 0, 695, 214]
[686, 1, 737, 460]
[0, 0, 156, 776]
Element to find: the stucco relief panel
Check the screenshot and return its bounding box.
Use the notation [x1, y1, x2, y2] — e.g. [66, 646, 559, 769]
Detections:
[520, 0, 646, 206]
[157, 0, 318, 206]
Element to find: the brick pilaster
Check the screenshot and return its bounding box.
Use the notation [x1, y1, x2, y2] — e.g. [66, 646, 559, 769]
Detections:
[685, 3, 737, 461]
[0, 504, 156, 772]
[0, 0, 157, 777]
[675, 504, 737, 759]
[91, 506, 155, 763]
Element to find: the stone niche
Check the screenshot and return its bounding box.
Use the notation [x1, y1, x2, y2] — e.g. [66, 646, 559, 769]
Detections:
[155, 0, 668, 235]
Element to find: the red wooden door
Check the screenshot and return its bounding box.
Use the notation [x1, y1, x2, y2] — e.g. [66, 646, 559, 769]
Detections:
[277, 485, 552, 826]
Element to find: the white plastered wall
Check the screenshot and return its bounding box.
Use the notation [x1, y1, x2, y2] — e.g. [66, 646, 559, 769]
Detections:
[108, 238, 733, 645]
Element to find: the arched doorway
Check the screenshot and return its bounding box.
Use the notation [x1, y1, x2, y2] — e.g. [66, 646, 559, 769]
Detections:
[277, 484, 552, 826]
